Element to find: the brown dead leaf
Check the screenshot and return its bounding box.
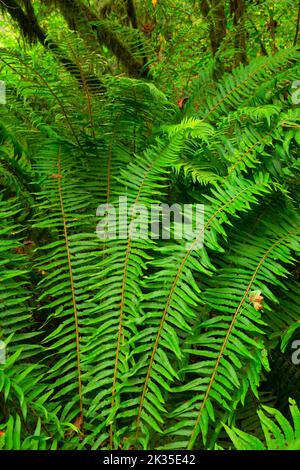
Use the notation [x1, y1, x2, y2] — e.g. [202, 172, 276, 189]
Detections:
[141, 23, 155, 34]
[249, 290, 264, 311]
[177, 96, 189, 110]
[64, 413, 83, 438]
[50, 174, 63, 179]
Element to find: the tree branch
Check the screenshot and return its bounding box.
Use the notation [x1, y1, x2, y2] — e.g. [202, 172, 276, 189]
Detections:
[43, 0, 149, 78]
[0, 0, 105, 92]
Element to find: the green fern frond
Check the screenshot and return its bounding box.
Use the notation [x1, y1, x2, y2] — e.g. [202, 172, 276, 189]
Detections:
[224, 398, 300, 450]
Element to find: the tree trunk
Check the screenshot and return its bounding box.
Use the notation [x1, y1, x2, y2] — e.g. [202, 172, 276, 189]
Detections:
[200, 0, 227, 56]
[230, 0, 247, 65]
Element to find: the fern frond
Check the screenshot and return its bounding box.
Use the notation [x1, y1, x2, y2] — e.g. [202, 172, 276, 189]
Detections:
[224, 398, 300, 450]
[162, 212, 300, 449]
[198, 48, 300, 122]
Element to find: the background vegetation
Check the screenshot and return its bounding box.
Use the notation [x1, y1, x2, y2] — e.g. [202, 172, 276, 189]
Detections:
[0, 0, 300, 450]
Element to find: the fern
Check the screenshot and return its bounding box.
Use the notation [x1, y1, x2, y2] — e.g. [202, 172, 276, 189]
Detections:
[0, 24, 299, 451]
[224, 398, 300, 450]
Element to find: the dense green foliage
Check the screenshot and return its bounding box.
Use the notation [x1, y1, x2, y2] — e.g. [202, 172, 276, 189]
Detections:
[0, 0, 300, 451]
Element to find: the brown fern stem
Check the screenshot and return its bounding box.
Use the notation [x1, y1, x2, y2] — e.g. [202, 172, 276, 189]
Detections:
[188, 227, 300, 449]
[203, 48, 292, 122]
[57, 152, 83, 421]
[109, 156, 157, 449]
[135, 183, 269, 438]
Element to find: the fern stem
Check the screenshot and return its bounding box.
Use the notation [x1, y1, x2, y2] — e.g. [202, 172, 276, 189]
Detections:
[135, 183, 269, 437]
[110, 156, 157, 449]
[225, 129, 273, 181]
[187, 226, 300, 449]
[203, 48, 293, 121]
[0, 56, 84, 153]
[68, 42, 95, 138]
[57, 151, 83, 421]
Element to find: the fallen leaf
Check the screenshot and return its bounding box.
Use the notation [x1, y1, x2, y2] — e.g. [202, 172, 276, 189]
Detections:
[50, 174, 63, 179]
[249, 289, 264, 311]
[64, 413, 83, 438]
[141, 23, 155, 34]
[24, 239, 35, 247]
[177, 96, 189, 110]
[73, 413, 83, 429]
